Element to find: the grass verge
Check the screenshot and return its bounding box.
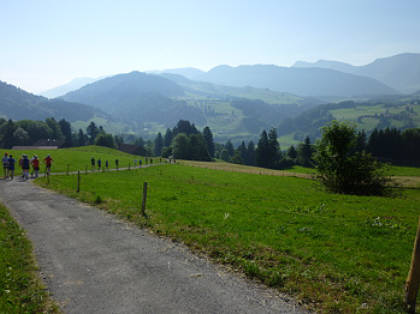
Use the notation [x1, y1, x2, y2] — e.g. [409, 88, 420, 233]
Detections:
[36, 164, 420, 312]
[0, 202, 58, 313]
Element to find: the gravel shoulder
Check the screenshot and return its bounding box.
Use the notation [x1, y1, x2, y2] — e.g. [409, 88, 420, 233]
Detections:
[0, 178, 305, 314]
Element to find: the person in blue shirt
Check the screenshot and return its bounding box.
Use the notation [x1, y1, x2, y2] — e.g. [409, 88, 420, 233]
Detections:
[7, 155, 16, 180]
[22, 155, 30, 181]
[2, 152, 8, 179]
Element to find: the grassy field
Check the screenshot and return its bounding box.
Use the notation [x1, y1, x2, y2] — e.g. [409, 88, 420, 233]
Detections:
[0, 145, 156, 175]
[0, 203, 57, 313]
[36, 164, 420, 312]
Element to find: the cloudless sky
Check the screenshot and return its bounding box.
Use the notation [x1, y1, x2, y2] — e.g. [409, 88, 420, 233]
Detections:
[1, 0, 420, 93]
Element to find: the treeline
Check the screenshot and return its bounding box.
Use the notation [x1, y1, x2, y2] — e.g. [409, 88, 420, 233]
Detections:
[152, 120, 214, 161]
[0, 118, 120, 149]
[216, 128, 314, 169]
[367, 128, 420, 166]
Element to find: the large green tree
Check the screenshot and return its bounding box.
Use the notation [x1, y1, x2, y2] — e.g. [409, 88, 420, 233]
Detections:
[202, 126, 215, 158]
[315, 121, 390, 195]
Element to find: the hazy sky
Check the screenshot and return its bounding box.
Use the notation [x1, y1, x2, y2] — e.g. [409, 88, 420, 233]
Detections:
[1, 0, 420, 93]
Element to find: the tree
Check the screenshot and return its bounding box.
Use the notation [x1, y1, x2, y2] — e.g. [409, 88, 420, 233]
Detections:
[172, 133, 190, 159]
[154, 132, 164, 156]
[164, 128, 173, 147]
[13, 127, 29, 145]
[95, 133, 115, 148]
[45, 117, 64, 143]
[59, 119, 73, 147]
[0, 120, 16, 148]
[77, 129, 87, 146]
[87, 122, 99, 144]
[202, 127, 215, 158]
[237, 141, 247, 164]
[287, 145, 297, 160]
[190, 133, 211, 161]
[315, 121, 390, 195]
[297, 136, 314, 167]
[225, 140, 235, 159]
[256, 130, 270, 167]
[246, 141, 256, 166]
[267, 128, 281, 168]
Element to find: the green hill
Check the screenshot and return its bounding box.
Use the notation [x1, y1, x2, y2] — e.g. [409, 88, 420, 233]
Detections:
[61, 71, 321, 143]
[0, 80, 107, 122]
[277, 95, 420, 146]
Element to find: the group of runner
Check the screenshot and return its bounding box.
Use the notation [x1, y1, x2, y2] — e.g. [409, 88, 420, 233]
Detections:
[90, 157, 143, 170]
[2, 152, 53, 180]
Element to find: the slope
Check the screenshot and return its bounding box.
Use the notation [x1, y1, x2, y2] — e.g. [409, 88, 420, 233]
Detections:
[0, 81, 107, 122]
[277, 95, 420, 146]
[293, 53, 420, 94]
[194, 64, 396, 97]
[40, 77, 100, 98]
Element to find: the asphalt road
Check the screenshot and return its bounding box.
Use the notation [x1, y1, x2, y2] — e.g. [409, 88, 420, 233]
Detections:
[0, 178, 305, 314]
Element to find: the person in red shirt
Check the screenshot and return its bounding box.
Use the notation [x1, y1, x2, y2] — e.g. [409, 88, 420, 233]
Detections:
[44, 154, 53, 174]
[31, 155, 40, 178]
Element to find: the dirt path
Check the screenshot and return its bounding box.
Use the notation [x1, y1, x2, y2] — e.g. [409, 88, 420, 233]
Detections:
[0, 179, 304, 314]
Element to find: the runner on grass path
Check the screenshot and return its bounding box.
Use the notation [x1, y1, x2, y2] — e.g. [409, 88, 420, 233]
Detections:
[44, 155, 53, 174]
[31, 155, 40, 178]
[22, 155, 30, 181]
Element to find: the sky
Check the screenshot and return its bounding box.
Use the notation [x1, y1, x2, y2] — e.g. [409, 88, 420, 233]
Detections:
[1, 0, 420, 93]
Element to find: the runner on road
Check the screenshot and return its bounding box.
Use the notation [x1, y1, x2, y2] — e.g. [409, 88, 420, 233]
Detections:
[22, 155, 30, 181]
[44, 155, 53, 174]
[7, 155, 15, 180]
[2, 152, 8, 179]
[31, 155, 40, 178]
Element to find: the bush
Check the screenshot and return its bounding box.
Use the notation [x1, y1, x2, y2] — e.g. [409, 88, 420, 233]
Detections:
[315, 121, 391, 195]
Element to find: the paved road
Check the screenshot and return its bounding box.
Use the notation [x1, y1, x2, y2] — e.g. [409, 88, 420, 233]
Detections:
[0, 179, 304, 314]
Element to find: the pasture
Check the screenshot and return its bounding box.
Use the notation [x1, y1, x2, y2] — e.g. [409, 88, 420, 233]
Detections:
[0, 203, 57, 312]
[36, 163, 420, 312]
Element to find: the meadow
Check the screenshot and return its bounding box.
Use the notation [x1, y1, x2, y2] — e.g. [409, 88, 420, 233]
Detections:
[0, 203, 57, 313]
[36, 164, 420, 312]
[0, 145, 153, 175]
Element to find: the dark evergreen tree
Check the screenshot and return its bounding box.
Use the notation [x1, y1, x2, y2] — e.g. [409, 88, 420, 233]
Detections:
[172, 120, 198, 136]
[203, 126, 215, 158]
[287, 145, 298, 160]
[87, 121, 99, 144]
[154, 132, 164, 156]
[267, 128, 281, 168]
[256, 130, 270, 167]
[190, 133, 211, 161]
[164, 128, 173, 147]
[59, 119, 73, 147]
[297, 136, 314, 167]
[246, 141, 256, 165]
[237, 141, 247, 164]
[225, 140, 235, 158]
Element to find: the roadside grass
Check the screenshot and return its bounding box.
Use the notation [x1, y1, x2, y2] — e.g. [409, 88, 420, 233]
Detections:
[36, 164, 420, 312]
[0, 145, 156, 175]
[0, 203, 58, 313]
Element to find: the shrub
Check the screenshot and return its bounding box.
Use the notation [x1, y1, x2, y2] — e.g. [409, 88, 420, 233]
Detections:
[314, 121, 391, 195]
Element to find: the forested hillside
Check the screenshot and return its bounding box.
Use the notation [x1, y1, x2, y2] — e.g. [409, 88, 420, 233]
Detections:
[277, 95, 420, 145]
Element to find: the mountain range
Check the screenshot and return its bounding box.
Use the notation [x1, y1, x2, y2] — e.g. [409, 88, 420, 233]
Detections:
[293, 53, 420, 94]
[2, 52, 420, 145]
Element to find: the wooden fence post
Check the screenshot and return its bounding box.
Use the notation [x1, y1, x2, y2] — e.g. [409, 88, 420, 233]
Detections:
[85, 166, 88, 175]
[47, 171, 50, 185]
[129, 162, 131, 171]
[141, 182, 148, 217]
[66, 164, 69, 175]
[77, 170, 80, 193]
[406, 217, 420, 313]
